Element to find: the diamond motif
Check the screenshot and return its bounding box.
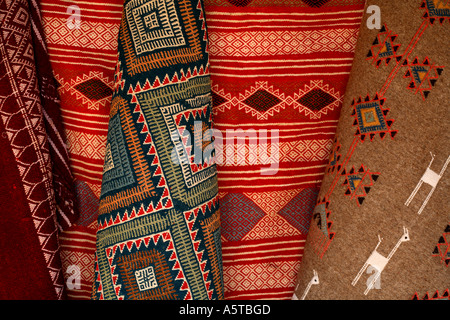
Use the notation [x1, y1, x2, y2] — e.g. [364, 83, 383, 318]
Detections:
[135, 265, 158, 291]
[297, 88, 336, 111]
[355, 102, 387, 134]
[211, 90, 228, 108]
[293, 80, 341, 119]
[74, 78, 113, 101]
[125, 0, 186, 55]
[277, 188, 319, 234]
[220, 193, 265, 242]
[366, 25, 402, 68]
[421, 0, 450, 24]
[301, 0, 331, 7]
[341, 165, 379, 206]
[403, 57, 443, 100]
[226, 0, 253, 7]
[242, 89, 281, 113]
[351, 94, 397, 142]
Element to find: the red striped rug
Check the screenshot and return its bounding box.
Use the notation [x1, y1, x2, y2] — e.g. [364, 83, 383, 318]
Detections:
[204, 0, 365, 300]
[41, 0, 123, 299]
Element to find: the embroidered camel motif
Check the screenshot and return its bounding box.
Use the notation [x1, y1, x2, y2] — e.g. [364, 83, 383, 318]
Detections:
[405, 153, 450, 215]
[298, 269, 319, 300]
[352, 227, 410, 295]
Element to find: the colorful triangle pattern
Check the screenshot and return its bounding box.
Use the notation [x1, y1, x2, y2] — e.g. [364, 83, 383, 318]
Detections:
[366, 24, 402, 68]
[403, 57, 443, 100]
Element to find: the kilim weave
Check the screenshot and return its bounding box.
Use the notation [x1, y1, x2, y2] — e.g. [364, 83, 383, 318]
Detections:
[204, 0, 365, 299]
[91, 0, 224, 300]
[41, 0, 123, 300]
[0, 0, 78, 299]
[293, 0, 449, 300]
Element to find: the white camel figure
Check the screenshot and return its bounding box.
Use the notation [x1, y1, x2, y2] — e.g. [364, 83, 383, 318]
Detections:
[297, 269, 319, 300]
[405, 152, 450, 215]
[352, 227, 410, 295]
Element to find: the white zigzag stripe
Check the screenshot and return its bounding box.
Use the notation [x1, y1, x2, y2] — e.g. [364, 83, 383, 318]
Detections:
[209, 29, 359, 57]
[42, 16, 119, 51]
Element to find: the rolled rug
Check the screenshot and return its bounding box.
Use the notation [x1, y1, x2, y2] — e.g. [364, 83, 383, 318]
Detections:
[293, 0, 449, 300]
[203, 0, 365, 300]
[0, 0, 78, 299]
[41, 0, 123, 300]
[91, 0, 224, 300]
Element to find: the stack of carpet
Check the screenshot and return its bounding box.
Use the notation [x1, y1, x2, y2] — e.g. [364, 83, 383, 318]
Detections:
[0, 0, 447, 300]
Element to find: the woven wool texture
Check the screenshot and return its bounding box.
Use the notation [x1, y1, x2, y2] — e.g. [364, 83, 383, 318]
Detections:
[0, 0, 78, 299]
[294, 0, 449, 300]
[203, 0, 365, 299]
[41, 0, 122, 300]
[91, 0, 224, 300]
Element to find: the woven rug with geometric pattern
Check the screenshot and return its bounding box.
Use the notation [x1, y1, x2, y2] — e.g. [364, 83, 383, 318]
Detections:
[204, 0, 365, 300]
[41, 0, 123, 299]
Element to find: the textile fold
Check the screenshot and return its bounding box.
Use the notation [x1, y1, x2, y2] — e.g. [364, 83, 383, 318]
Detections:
[0, 0, 78, 299]
[91, 0, 224, 300]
